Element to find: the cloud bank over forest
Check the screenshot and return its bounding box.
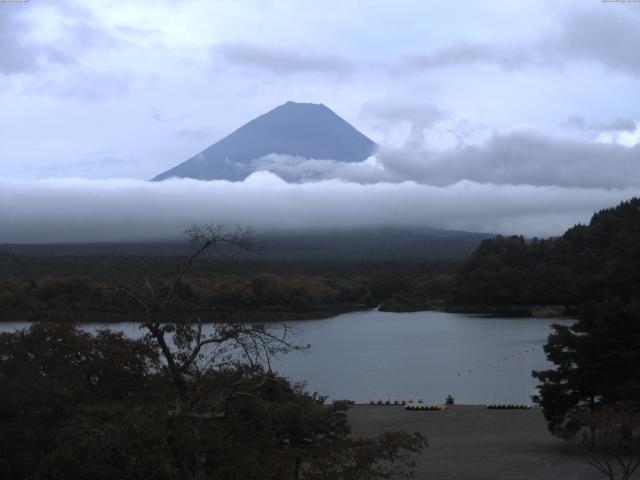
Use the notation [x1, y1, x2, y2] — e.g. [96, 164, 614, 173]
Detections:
[2, 1, 640, 243]
[3, 172, 640, 243]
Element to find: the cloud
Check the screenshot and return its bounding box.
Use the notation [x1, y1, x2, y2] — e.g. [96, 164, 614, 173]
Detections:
[596, 123, 640, 148]
[0, 2, 126, 77]
[553, 7, 640, 74]
[360, 102, 448, 149]
[35, 155, 142, 178]
[385, 131, 640, 188]
[1, 176, 639, 243]
[361, 103, 447, 126]
[250, 155, 393, 184]
[404, 7, 640, 75]
[565, 116, 637, 132]
[249, 130, 640, 189]
[24, 68, 130, 100]
[0, 8, 72, 75]
[212, 42, 351, 74]
[565, 115, 640, 148]
[0, 2, 132, 102]
[408, 43, 534, 71]
[174, 128, 215, 141]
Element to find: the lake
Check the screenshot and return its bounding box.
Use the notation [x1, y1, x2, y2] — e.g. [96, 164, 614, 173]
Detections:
[0, 310, 572, 404]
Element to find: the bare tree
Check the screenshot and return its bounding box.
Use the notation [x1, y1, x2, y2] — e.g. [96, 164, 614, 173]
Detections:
[109, 225, 313, 479]
[581, 407, 640, 480]
[106, 225, 426, 480]
[113, 224, 305, 401]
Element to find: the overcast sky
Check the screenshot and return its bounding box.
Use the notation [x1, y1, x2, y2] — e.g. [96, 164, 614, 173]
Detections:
[2, 0, 640, 241]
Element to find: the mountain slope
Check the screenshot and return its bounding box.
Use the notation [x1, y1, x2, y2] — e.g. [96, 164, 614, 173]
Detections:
[153, 101, 376, 181]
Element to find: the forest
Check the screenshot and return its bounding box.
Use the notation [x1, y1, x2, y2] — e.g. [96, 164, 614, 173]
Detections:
[2, 198, 640, 322]
[384, 198, 640, 313]
[453, 197, 640, 307]
[0, 252, 452, 322]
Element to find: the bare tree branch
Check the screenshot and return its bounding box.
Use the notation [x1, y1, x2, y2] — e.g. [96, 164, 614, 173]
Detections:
[107, 224, 304, 408]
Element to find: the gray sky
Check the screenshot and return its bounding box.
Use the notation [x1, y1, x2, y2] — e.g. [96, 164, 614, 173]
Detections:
[1, 0, 640, 241]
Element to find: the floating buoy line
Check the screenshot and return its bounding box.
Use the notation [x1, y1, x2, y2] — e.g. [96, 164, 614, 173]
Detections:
[455, 346, 537, 378]
[366, 346, 539, 408]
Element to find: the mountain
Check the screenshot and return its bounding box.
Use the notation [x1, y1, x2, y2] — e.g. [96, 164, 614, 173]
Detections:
[153, 101, 376, 181]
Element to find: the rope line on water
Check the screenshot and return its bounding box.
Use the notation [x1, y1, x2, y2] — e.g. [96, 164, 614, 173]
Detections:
[455, 346, 537, 378]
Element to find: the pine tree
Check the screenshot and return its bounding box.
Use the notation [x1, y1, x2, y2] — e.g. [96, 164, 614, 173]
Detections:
[533, 302, 640, 437]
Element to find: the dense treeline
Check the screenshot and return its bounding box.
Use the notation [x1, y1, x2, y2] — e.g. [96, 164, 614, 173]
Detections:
[0, 274, 375, 322]
[0, 252, 453, 288]
[452, 198, 640, 308]
[0, 252, 453, 321]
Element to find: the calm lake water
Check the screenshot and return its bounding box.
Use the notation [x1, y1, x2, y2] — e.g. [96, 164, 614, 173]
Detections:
[1, 310, 572, 404]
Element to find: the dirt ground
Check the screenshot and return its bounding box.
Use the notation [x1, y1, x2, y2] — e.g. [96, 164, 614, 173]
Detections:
[348, 404, 612, 480]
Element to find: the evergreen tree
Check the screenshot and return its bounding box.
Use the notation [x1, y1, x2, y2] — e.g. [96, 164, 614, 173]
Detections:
[533, 302, 640, 437]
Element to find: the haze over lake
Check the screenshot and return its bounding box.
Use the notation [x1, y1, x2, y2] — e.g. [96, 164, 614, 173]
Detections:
[1, 310, 572, 404]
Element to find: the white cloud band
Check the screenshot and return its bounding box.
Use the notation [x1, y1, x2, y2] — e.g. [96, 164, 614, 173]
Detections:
[2, 174, 639, 243]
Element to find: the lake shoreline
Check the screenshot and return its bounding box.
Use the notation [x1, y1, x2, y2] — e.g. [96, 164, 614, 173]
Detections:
[0, 305, 371, 324]
[381, 303, 577, 318]
[0, 304, 575, 324]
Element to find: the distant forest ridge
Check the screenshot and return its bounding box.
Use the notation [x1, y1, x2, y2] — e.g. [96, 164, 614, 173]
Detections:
[0, 226, 493, 261]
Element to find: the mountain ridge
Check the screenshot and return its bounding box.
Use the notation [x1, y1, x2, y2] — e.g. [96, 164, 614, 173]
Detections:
[0, 226, 492, 260]
[153, 101, 376, 181]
